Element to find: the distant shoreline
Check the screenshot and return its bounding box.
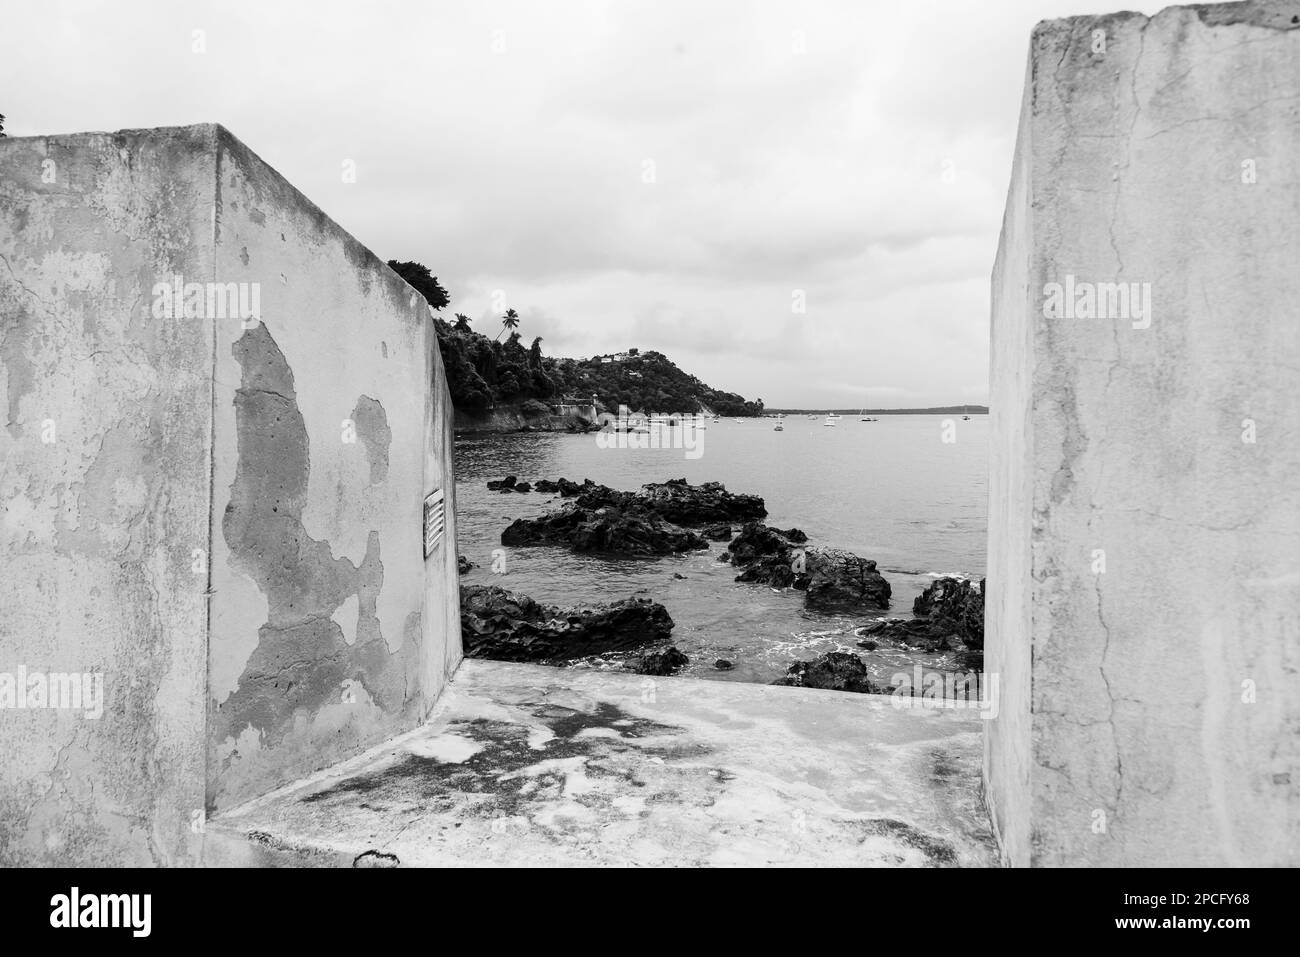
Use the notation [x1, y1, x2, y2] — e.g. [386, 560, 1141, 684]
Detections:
[765, 406, 989, 416]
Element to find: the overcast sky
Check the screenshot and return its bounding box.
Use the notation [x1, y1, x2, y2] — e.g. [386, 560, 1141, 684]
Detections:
[2, 0, 1159, 408]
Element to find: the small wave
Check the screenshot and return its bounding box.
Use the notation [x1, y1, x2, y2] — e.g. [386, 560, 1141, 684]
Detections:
[764, 629, 858, 661]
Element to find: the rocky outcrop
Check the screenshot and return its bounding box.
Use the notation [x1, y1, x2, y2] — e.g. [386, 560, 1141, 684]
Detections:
[627, 646, 689, 676]
[460, 584, 674, 662]
[771, 652, 880, 694]
[802, 549, 891, 612]
[501, 507, 708, 555]
[532, 477, 594, 497]
[517, 477, 766, 524]
[728, 522, 808, 564]
[857, 577, 984, 664]
[724, 522, 890, 612]
[727, 523, 808, 588]
[500, 479, 762, 556]
[702, 523, 733, 541]
[634, 478, 767, 525]
[486, 475, 517, 491]
[912, 576, 984, 647]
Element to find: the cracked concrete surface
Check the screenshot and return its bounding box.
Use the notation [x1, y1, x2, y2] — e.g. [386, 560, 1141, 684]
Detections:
[205, 660, 997, 867]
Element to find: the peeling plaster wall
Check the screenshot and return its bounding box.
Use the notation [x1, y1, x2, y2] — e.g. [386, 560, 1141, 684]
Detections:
[207, 128, 461, 811]
[1, 125, 463, 861]
[0, 127, 217, 865]
[988, 1, 1300, 866]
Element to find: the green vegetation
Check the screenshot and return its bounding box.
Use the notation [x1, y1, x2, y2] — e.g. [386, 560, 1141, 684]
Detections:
[391, 259, 764, 417]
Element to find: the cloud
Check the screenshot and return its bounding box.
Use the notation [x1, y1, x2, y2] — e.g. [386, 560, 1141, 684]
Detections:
[0, 0, 1162, 405]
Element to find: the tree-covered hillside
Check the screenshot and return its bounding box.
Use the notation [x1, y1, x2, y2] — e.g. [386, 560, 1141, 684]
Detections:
[389, 260, 763, 417]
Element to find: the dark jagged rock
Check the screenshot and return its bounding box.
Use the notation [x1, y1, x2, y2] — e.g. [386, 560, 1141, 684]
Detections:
[513, 482, 532, 493]
[557, 478, 591, 497]
[723, 523, 889, 612]
[771, 652, 880, 694]
[534, 478, 766, 525]
[458, 555, 475, 575]
[528, 477, 594, 497]
[628, 646, 689, 676]
[702, 523, 733, 541]
[486, 475, 517, 490]
[460, 584, 674, 662]
[725, 523, 807, 588]
[500, 477, 761, 556]
[502, 506, 708, 556]
[802, 548, 892, 612]
[912, 577, 985, 648]
[727, 522, 808, 565]
[635, 478, 767, 525]
[714, 659, 734, 671]
[857, 577, 985, 655]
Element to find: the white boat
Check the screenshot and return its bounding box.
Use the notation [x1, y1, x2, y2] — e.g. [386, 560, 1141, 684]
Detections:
[823, 414, 836, 427]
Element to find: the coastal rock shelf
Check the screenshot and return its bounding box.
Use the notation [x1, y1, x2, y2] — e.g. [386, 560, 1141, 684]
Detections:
[772, 651, 882, 694]
[857, 577, 985, 666]
[723, 521, 892, 613]
[498, 478, 765, 556]
[502, 507, 708, 555]
[461, 584, 675, 663]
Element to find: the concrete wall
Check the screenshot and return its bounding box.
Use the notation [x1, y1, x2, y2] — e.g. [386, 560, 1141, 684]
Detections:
[0, 127, 216, 865]
[207, 128, 462, 810]
[0, 125, 462, 862]
[987, 2, 1300, 866]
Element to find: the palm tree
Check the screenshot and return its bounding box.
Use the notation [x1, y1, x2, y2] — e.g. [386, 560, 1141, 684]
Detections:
[453, 313, 472, 332]
[495, 308, 520, 341]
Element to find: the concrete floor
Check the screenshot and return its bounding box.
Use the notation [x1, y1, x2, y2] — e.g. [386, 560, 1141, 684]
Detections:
[207, 660, 996, 867]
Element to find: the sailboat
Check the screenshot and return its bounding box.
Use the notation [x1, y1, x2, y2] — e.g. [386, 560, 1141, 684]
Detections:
[962, 404, 970, 421]
[860, 407, 870, 422]
[774, 414, 784, 432]
[823, 413, 836, 427]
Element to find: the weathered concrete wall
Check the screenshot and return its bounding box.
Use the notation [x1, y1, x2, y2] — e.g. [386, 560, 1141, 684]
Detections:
[987, 1, 1300, 866]
[0, 125, 462, 861]
[0, 127, 217, 865]
[206, 128, 462, 810]
[986, 58, 1036, 867]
